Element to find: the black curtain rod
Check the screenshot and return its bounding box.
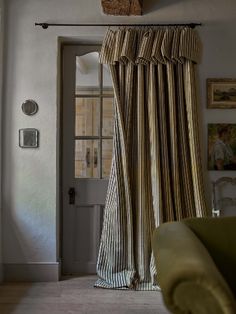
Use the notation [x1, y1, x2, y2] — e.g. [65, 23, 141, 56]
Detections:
[35, 22, 202, 30]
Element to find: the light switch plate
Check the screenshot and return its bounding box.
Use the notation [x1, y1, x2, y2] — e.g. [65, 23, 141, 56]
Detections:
[19, 128, 39, 148]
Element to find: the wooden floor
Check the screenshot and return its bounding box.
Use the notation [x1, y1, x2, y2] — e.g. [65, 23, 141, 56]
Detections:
[0, 276, 170, 314]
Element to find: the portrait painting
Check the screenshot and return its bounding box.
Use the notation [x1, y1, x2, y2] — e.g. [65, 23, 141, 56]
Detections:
[207, 79, 236, 108]
[208, 124, 236, 170]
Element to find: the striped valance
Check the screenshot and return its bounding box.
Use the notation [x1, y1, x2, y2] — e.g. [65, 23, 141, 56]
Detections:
[100, 27, 202, 65]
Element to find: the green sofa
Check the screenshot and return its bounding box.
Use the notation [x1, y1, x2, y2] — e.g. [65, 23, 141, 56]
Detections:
[152, 217, 236, 314]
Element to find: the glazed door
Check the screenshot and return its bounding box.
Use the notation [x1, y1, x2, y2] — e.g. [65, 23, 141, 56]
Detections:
[62, 45, 114, 274]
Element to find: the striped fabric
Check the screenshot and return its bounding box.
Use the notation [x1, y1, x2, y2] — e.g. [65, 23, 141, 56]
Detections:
[100, 27, 202, 65]
[95, 27, 207, 290]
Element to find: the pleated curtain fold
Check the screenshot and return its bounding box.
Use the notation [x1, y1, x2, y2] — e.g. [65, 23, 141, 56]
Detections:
[95, 27, 207, 290]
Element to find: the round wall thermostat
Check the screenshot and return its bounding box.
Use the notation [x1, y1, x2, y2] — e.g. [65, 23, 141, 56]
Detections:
[22, 100, 38, 116]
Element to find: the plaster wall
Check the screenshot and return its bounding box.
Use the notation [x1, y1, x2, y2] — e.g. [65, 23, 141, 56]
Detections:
[2, 0, 236, 272]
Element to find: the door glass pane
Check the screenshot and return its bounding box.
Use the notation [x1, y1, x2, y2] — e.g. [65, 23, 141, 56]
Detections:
[75, 52, 99, 95]
[102, 140, 113, 178]
[75, 140, 100, 178]
[75, 98, 100, 136]
[102, 98, 114, 136]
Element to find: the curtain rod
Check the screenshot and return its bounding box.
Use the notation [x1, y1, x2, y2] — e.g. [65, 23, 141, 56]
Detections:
[35, 22, 202, 30]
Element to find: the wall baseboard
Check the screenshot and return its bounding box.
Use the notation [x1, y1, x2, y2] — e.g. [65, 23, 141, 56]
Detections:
[4, 262, 60, 282]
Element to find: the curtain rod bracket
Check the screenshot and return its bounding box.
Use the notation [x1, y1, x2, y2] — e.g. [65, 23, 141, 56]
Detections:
[189, 23, 197, 29]
[41, 23, 49, 29]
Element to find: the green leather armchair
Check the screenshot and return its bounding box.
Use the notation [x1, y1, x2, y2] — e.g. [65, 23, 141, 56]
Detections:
[152, 217, 236, 314]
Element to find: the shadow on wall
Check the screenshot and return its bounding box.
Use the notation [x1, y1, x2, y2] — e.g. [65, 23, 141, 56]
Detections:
[143, 0, 187, 14]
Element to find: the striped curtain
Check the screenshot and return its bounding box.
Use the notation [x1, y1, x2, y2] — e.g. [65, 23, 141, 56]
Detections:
[95, 27, 207, 290]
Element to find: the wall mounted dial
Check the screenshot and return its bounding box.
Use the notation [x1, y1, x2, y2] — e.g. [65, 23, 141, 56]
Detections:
[22, 99, 38, 116]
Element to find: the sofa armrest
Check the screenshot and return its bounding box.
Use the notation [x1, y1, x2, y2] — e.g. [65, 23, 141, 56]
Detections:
[152, 222, 236, 314]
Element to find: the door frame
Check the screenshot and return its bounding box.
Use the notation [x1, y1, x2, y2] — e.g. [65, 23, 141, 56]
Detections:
[58, 39, 103, 278]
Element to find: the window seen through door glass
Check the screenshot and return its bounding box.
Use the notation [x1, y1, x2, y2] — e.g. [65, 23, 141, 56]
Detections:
[102, 139, 113, 178]
[75, 98, 100, 137]
[75, 140, 100, 178]
[75, 52, 114, 179]
[102, 98, 114, 137]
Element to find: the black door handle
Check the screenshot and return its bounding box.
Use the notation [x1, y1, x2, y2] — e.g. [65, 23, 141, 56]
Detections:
[68, 187, 75, 205]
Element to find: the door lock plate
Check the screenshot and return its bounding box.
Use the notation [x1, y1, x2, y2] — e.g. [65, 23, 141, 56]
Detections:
[68, 187, 75, 204]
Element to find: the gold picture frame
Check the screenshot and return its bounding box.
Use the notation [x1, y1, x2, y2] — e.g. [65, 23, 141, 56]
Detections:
[207, 78, 236, 109]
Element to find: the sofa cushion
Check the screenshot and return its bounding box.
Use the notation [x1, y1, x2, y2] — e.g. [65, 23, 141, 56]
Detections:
[184, 217, 236, 297]
[152, 220, 236, 314]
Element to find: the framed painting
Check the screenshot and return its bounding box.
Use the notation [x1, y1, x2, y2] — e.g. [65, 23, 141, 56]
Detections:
[207, 78, 236, 108]
[208, 124, 236, 170]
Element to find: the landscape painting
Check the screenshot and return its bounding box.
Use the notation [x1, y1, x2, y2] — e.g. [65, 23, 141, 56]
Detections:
[207, 79, 236, 108]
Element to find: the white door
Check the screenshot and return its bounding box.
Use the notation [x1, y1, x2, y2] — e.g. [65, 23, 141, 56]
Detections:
[62, 45, 114, 275]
